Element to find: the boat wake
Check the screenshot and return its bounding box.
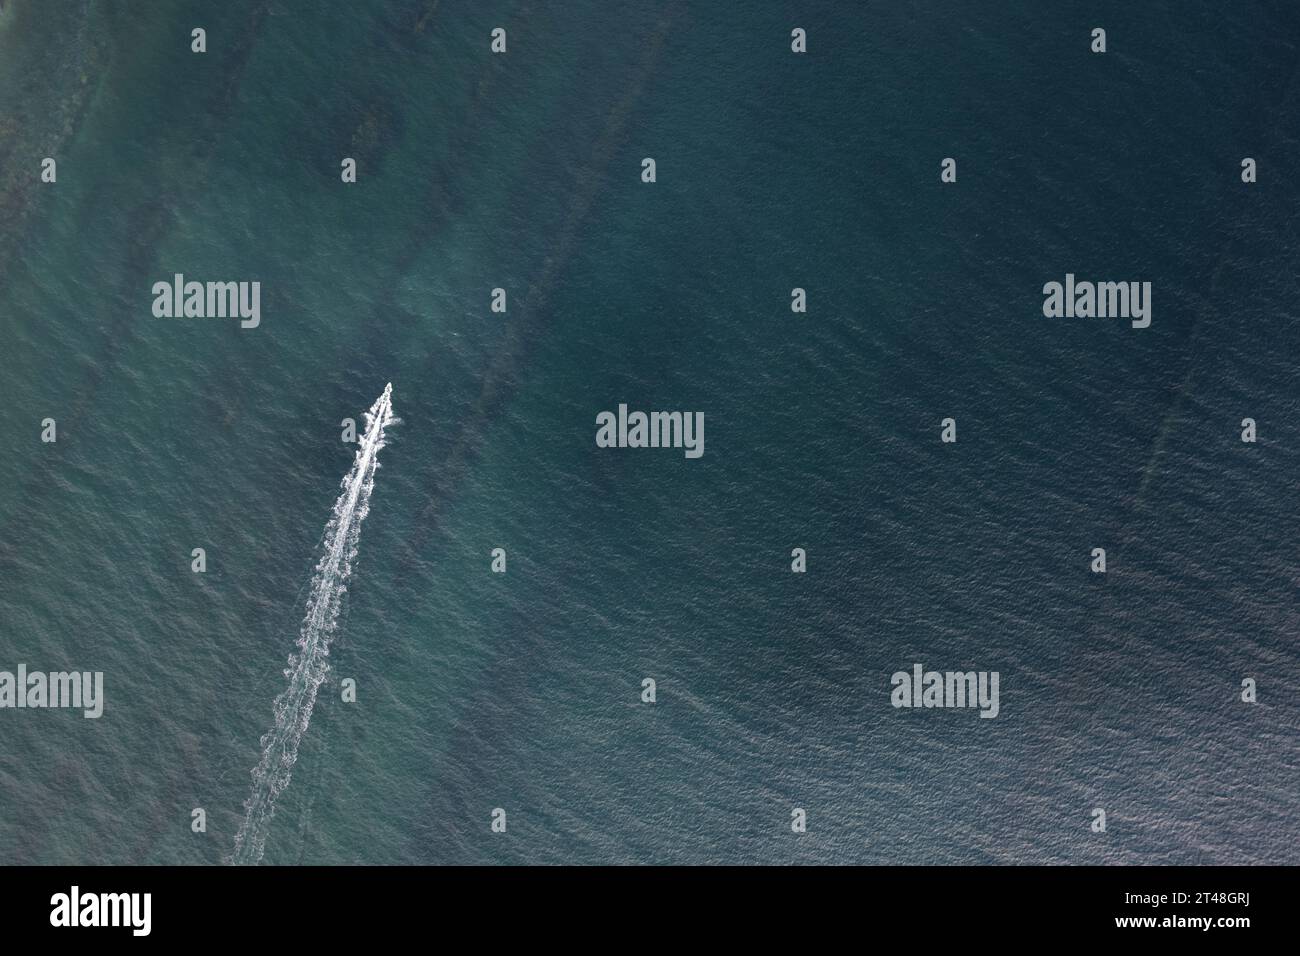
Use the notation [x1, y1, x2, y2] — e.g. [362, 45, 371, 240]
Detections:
[232, 384, 396, 865]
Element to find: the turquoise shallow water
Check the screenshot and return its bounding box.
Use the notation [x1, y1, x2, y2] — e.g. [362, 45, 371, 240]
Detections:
[0, 0, 1298, 864]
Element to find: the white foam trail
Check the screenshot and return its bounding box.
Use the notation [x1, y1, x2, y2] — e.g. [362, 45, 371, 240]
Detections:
[232, 384, 396, 865]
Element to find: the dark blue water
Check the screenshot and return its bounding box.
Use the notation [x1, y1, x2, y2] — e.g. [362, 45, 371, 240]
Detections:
[0, 0, 1296, 864]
